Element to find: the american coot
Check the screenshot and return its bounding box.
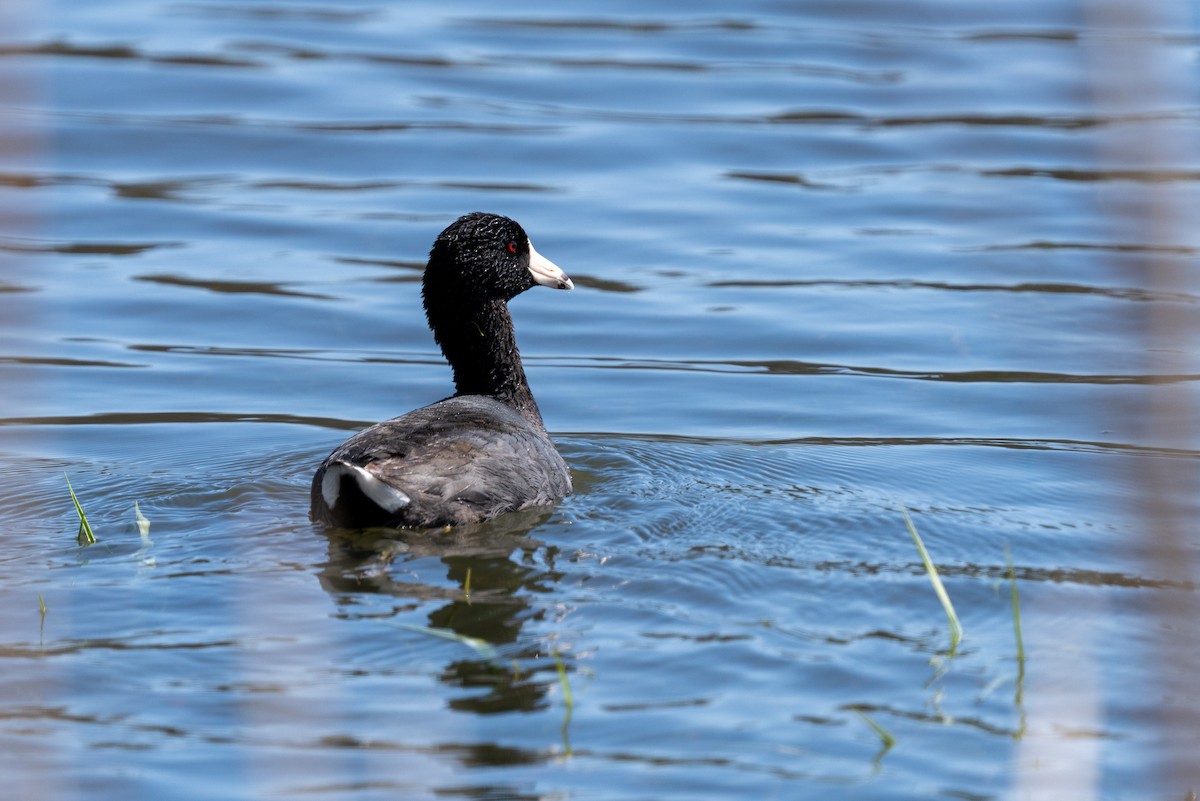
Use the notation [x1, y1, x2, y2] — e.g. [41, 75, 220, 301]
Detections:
[310, 212, 574, 529]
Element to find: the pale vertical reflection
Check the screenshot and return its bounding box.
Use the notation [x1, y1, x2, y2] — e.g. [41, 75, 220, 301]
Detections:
[0, 0, 53, 798]
[1014, 592, 1102, 801]
[1086, 0, 1200, 794]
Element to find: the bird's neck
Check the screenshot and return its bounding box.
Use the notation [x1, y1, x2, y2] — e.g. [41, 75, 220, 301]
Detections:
[432, 299, 546, 429]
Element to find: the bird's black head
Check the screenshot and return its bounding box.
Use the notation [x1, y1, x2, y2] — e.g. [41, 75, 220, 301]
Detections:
[423, 212, 573, 307]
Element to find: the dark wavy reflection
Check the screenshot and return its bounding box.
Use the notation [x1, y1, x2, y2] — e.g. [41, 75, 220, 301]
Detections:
[730, 164, 1200, 191]
[829, 558, 1195, 591]
[0, 356, 144, 368]
[0, 40, 260, 68]
[0, 172, 221, 202]
[844, 702, 1019, 738]
[572, 355, 1200, 385]
[471, 16, 758, 33]
[571, 275, 641, 293]
[315, 735, 547, 768]
[708, 277, 1200, 304]
[977, 240, 1197, 255]
[509, 101, 1198, 130]
[963, 28, 1081, 42]
[217, 37, 902, 84]
[8, 106, 558, 136]
[0, 410, 363, 430]
[253, 179, 555, 193]
[0, 239, 179, 256]
[126, 343, 442, 371]
[135, 273, 335, 300]
[171, 4, 378, 23]
[319, 508, 568, 716]
[333, 256, 424, 270]
[0, 172, 51, 188]
[112, 179, 211, 201]
[725, 171, 848, 190]
[4, 407, 1195, 467]
[574, 430, 1200, 460]
[986, 166, 1200, 183]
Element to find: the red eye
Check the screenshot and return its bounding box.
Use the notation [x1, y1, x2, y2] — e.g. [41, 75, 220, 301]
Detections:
[506, 241, 518, 254]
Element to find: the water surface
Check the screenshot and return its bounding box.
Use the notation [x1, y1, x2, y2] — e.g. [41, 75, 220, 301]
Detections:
[1, 1, 1199, 799]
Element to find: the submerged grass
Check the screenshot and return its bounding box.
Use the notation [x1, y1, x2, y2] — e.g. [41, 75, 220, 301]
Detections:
[65, 474, 96, 545]
[391, 622, 499, 662]
[1006, 543, 1025, 668]
[902, 507, 962, 654]
[553, 650, 575, 711]
[37, 592, 46, 645]
[554, 649, 575, 756]
[1006, 543, 1028, 738]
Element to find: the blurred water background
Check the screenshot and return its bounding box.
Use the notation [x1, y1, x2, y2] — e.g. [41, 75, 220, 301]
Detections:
[1, 1, 1199, 799]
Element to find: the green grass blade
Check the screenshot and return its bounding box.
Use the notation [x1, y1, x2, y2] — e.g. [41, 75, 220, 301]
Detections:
[902, 507, 962, 653]
[65, 474, 96, 545]
[854, 709, 896, 749]
[553, 649, 575, 756]
[553, 650, 574, 711]
[38, 593, 46, 617]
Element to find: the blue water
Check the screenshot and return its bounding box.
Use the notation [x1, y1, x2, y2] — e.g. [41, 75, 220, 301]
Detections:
[2, 1, 1200, 798]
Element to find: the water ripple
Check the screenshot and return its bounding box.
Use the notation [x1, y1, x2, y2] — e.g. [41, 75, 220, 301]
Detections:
[557, 355, 1200, 385]
[975, 240, 1198, 255]
[707, 277, 1200, 304]
[0, 105, 560, 135]
[0, 40, 260, 68]
[169, 3, 378, 23]
[471, 16, 760, 34]
[473, 99, 1199, 131]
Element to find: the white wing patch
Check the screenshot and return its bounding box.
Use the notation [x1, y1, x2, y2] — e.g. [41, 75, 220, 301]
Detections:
[322, 461, 411, 513]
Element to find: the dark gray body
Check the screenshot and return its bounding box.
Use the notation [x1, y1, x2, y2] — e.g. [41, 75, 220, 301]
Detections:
[310, 212, 575, 530]
[310, 395, 571, 529]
